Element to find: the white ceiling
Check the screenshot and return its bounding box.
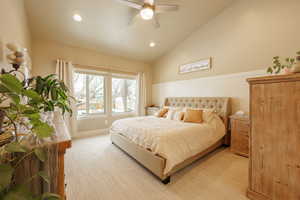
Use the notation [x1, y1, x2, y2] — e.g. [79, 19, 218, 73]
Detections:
[25, 0, 234, 62]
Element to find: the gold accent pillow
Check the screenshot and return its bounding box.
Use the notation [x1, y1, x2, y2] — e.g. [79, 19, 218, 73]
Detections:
[155, 108, 169, 118]
[183, 109, 203, 123]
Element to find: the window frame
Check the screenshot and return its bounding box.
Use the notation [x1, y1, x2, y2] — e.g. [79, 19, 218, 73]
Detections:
[74, 69, 139, 119]
[111, 74, 138, 114]
[74, 69, 107, 118]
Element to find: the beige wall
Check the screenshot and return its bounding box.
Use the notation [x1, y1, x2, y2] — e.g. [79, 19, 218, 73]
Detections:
[0, 0, 31, 53]
[152, 0, 300, 112]
[32, 39, 152, 134]
[32, 39, 152, 104]
[152, 70, 267, 114]
[153, 0, 300, 84]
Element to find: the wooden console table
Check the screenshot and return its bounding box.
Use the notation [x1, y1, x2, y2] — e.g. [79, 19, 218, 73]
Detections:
[15, 112, 72, 199]
[52, 113, 72, 199]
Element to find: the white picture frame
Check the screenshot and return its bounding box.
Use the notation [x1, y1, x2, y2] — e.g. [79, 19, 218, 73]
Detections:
[179, 58, 211, 74]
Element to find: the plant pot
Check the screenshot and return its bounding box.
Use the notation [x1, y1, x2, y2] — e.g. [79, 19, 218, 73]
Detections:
[283, 68, 294, 75]
[43, 111, 54, 126]
[291, 62, 300, 73]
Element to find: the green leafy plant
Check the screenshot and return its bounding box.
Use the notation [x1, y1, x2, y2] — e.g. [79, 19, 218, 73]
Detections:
[297, 51, 300, 62]
[0, 71, 72, 199]
[30, 74, 73, 115]
[267, 51, 300, 74]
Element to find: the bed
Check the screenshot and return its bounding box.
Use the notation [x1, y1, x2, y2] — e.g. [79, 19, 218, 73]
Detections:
[110, 97, 231, 184]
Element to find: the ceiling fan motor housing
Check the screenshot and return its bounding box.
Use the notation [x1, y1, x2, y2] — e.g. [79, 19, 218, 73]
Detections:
[142, 3, 155, 11]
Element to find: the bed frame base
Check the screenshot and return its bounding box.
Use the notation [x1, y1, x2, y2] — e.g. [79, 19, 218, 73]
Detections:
[111, 133, 224, 183]
[161, 176, 171, 184]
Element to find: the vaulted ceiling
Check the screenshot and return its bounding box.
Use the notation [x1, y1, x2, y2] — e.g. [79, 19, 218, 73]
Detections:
[25, 0, 234, 62]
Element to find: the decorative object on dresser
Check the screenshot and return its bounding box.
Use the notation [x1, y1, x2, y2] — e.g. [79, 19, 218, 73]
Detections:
[146, 106, 160, 116]
[230, 114, 249, 157]
[291, 51, 300, 73]
[266, 50, 300, 75]
[179, 57, 211, 74]
[247, 74, 300, 200]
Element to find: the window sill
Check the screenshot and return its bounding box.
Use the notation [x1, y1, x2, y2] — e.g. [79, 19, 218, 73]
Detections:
[77, 114, 107, 120]
[76, 112, 137, 120]
[111, 112, 137, 116]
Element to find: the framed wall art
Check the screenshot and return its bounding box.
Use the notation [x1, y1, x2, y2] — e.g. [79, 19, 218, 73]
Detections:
[179, 57, 211, 74]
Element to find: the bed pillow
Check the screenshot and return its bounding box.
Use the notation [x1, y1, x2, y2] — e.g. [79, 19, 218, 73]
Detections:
[155, 108, 169, 117]
[166, 107, 183, 120]
[183, 109, 203, 123]
[183, 108, 215, 123]
[173, 111, 185, 121]
[166, 109, 176, 120]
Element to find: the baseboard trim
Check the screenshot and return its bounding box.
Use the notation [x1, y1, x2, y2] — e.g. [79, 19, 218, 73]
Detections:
[73, 128, 109, 139]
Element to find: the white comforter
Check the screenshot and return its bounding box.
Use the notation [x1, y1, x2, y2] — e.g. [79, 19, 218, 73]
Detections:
[110, 115, 225, 175]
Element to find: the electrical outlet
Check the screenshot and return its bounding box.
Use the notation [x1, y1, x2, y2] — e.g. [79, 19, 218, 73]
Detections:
[104, 120, 108, 125]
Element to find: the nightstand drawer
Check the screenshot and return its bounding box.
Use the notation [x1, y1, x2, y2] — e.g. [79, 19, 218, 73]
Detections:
[236, 120, 249, 132]
[239, 130, 249, 137]
[230, 115, 250, 157]
[232, 134, 249, 157]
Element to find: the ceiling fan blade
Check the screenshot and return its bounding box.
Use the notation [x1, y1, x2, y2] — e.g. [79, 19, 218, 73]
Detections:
[116, 0, 143, 9]
[153, 15, 160, 29]
[155, 4, 179, 13]
[145, 0, 155, 5]
[128, 9, 140, 26]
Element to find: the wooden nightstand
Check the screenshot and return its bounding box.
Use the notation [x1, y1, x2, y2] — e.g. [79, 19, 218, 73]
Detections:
[146, 106, 160, 116]
[230, 115, 249, 157]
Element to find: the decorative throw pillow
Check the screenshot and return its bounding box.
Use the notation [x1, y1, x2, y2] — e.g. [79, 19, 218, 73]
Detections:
[173, 111, 185, 121]
[155, 108, 169, 117]
[183, 108, 215, 123]
[183, 109, 203, 123]
[166, 109, 177, 120]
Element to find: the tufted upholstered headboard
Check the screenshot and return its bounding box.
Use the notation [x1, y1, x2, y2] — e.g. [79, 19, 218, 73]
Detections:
[164, 97, 231, 145]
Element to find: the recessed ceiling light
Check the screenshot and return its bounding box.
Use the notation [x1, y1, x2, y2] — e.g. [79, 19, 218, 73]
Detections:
[73, 14, 82, 22]
[149, 42, 156, 47]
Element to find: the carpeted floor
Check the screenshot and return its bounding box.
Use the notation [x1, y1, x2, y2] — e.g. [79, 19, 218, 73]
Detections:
[65, 134, 249, 200]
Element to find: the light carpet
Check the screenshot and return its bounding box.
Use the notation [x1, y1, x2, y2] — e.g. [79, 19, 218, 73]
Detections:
[65, 134, 249, 200]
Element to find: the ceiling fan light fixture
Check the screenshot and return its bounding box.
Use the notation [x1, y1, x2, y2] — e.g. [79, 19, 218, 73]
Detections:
[140, 4, 154, 20]
[73, 14, 82, 22]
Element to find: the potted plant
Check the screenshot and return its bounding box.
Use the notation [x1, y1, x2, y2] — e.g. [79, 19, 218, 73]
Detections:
[291, 51, 300, 73]
[0, 45, 72, 199]
[28, 74, 73, 124]
[267, 50, 300, 75]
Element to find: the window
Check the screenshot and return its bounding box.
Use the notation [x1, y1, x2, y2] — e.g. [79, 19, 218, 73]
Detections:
[74, 70, 138, 117]
[112, 77, 137, 113]
[74, 72, 105, 116]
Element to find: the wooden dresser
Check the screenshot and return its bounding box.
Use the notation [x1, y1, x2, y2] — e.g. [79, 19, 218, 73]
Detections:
[247, 74, 300, 200]
[230, 115, 249, 157]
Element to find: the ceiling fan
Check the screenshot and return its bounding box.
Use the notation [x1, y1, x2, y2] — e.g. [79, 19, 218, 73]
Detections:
[116, 0, 179, 28]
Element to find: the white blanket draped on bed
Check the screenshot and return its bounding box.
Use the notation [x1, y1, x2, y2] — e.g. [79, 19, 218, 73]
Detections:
[110, 115, 226, 175]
